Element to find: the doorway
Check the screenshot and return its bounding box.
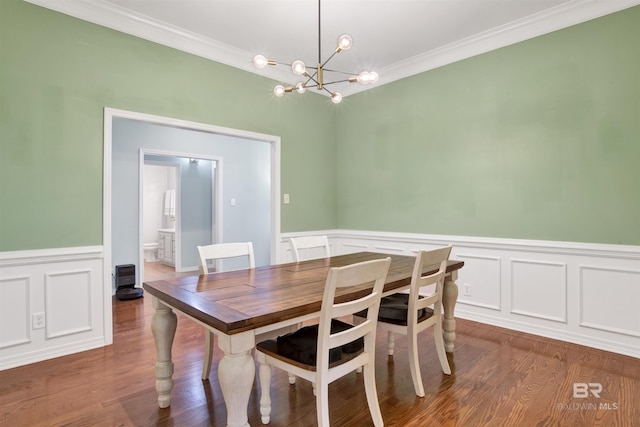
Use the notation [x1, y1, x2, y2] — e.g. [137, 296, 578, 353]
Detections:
[103, 108, 281, 344]
[143, 162, 179, 269]
[141, 154, 219, 280]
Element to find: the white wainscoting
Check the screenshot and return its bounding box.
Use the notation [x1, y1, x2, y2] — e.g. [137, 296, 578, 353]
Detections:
[280, 230, 640, 358]
[0, 246, 109, 370]
[3, 234, 637, 370]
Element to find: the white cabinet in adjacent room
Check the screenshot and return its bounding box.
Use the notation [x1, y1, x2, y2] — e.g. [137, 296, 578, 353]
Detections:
[157, 229, 175, 266]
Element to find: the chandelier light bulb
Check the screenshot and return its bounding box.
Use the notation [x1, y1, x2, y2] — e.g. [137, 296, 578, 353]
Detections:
[357, 71, 379, 85]
[291, 60, 306, 75]
[274, 85, 286, 97]
[295, 82, 306, 94]
[358, 71, 371, 84]
[337, 34, 352, 52]
[253, 55, 268, 69]
[330, 92, 342, 104]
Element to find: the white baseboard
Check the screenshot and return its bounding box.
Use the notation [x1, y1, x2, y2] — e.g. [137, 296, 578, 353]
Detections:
[455, 308, 640, 359]
[0, 337, 107, 371]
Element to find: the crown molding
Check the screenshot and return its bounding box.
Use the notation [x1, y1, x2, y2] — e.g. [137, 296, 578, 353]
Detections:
[343, 0, 640, 96]
[23, 0, 294, 84]
[24, 0, 640, 98]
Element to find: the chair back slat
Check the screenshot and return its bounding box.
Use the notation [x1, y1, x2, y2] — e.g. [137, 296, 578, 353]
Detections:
[415, 292, 439, 310]
[332, 292, 379, 318]
[197, 242, 255, 274]
[328, 321, 375, 350]
[289, 235, 330, 262]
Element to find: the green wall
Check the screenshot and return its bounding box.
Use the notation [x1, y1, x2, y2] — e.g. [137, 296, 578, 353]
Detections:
[337, 6, 640, 245]
[0, 0, 337, 251]
[1, 1, 639, 251]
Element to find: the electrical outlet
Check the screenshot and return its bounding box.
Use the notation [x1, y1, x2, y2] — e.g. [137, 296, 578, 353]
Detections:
[33, 312, 45, 329]
[463, 284, 471, 297]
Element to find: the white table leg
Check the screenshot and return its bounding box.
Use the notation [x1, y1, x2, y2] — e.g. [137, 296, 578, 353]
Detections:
[257, 354, 272, 424]
[442, 270, 459, 353]
[151, 296, 177, 408]
[217, 331, 255, 427]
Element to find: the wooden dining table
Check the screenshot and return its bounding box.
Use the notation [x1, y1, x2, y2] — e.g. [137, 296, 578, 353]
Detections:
[143, 251, 464, 427]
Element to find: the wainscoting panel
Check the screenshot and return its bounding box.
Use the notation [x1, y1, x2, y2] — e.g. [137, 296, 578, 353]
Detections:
[456, 253, 501, 311]
[0, 275, 31, 349]
[280, 230, 640, 358]
[45, 269, 93, 339]
[0, 246, 106, 370]
[579, 265, 640, 338]
[510, 259, 567, 323]
[371, 245, 406, 255]
[340, 242, 369, 255]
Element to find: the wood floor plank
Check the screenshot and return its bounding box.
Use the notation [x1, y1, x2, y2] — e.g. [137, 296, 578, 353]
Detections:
[1, 262, 638, 426]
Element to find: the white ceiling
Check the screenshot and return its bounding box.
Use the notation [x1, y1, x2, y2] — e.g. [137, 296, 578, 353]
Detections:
[27, 0, 640, 97]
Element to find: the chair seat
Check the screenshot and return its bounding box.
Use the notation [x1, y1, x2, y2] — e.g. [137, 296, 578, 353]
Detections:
[355, 293, 434, 326]
[257, 319, 364, 369]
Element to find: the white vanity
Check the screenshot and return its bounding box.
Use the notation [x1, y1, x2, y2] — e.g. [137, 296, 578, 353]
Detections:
[157, 229, 175, 266]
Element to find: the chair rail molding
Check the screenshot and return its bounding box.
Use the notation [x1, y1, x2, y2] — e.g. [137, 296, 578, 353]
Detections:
[280, 230, 640, 359]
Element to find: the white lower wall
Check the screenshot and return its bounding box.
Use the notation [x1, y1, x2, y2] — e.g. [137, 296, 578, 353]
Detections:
[280, 230, 640, 359]
[2, 232, 637, 370]
[0, 246, 110, 370]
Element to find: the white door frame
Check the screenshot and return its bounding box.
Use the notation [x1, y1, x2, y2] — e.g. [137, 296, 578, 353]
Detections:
[103, 107, 281, 344]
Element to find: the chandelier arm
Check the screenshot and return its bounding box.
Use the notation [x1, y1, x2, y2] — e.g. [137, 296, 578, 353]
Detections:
[302, 69, 320, 85]
[321, 79, 352, 86]
[321, 68, 358, 75]
[305, 76, 320, 87]
[320, 51, 340, 69]
[321, 86, 334, 96]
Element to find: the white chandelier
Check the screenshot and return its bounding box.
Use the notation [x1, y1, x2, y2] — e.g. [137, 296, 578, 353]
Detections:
[252, 0, 378, 104]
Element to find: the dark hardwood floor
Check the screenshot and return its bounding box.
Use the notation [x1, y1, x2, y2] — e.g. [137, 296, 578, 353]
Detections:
[1, 262, 638, 426]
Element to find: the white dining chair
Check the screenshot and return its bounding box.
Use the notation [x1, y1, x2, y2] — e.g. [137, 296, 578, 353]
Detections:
[355, 246, 452, 397]
[256, 257, 391, 427]
[196, 242, 255, 380]
[197, 241, 255, 275]
[289, 235, 330, 262]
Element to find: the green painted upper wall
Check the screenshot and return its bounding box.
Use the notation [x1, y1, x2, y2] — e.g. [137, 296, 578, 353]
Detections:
[0, 0, 337, 251]
[337, 6, 640, 245]
[1, 1, 639, 251]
